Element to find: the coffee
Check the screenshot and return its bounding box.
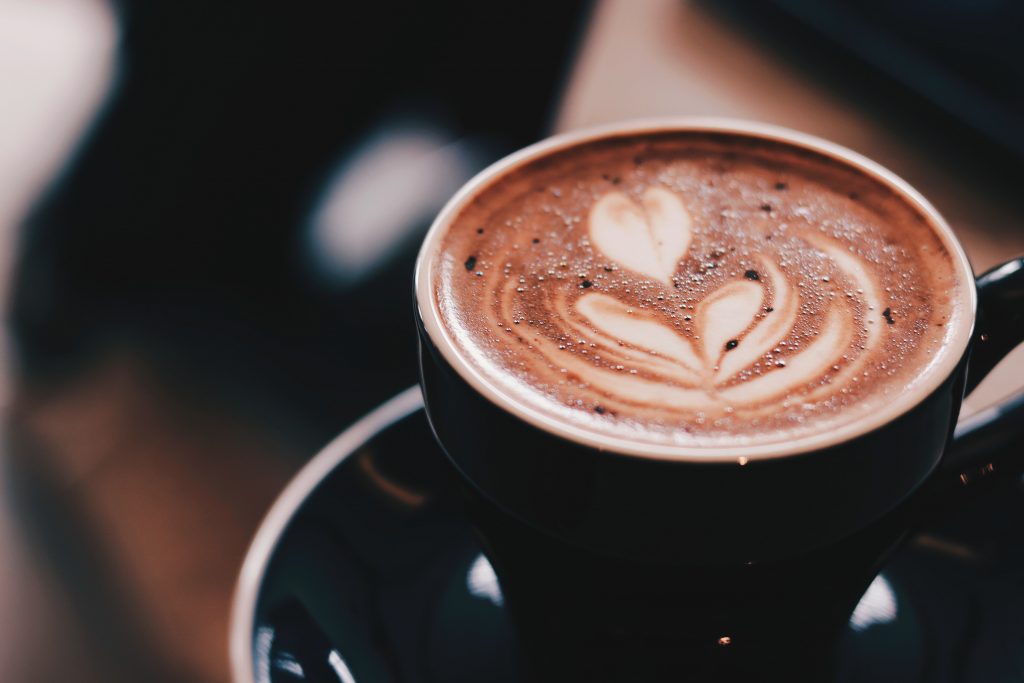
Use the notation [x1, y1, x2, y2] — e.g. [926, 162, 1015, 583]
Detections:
[427, 131, 966, 448]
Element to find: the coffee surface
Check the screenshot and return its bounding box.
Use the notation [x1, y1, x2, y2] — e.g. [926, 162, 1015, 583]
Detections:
[431, 132, 963, 448]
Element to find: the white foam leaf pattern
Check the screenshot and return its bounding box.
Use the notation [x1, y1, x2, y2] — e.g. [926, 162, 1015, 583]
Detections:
[569, 189, 881, 412]
[718, 305, 850, 404]
[576, 293, 704, 374]
[589, 187, 692, 284]
[714, 260, 795, 382]
[697, 281, 763, 365]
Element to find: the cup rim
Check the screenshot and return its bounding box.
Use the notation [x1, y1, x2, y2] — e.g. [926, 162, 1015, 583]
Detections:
[414, 117, 977, 463]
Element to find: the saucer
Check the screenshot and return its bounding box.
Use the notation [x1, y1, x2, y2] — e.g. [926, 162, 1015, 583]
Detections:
[231, 387, 1024, 683]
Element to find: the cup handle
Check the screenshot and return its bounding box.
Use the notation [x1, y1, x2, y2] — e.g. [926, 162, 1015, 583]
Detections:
[940, 257, 1024, 485]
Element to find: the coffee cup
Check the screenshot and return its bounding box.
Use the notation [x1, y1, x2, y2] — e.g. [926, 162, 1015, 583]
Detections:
[414, 119, 1024, 680]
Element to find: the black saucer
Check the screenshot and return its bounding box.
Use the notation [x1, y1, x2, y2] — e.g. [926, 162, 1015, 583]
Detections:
[231, 387, 1024, 683]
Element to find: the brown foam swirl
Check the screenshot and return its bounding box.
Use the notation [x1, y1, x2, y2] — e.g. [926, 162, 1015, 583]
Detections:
[480, 211, 868, 419]
[434, 131, 960, 445]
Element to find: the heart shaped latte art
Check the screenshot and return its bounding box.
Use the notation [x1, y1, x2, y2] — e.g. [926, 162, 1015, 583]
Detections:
[589, 187, 692, 284]
[574, 189, 882, 411]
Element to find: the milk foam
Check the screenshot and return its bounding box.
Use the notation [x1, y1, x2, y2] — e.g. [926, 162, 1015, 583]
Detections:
[432, 132, 961, 446]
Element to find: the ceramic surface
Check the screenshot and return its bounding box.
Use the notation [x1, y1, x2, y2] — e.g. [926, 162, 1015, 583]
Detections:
[231, 388, 1024, 683]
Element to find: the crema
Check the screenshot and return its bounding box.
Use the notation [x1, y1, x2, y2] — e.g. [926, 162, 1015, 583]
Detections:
[431, 132, 962, 447]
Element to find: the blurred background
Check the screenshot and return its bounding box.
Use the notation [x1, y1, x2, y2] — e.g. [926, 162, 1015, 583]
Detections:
[0, 0, 1022, 681]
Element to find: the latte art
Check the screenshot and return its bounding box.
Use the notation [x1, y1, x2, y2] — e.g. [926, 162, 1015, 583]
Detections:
[572, 189, 882, 415]
[431, 132, 962, 446]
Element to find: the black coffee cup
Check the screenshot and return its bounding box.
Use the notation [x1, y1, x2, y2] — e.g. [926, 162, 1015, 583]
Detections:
[414, 120, 1024, 681]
